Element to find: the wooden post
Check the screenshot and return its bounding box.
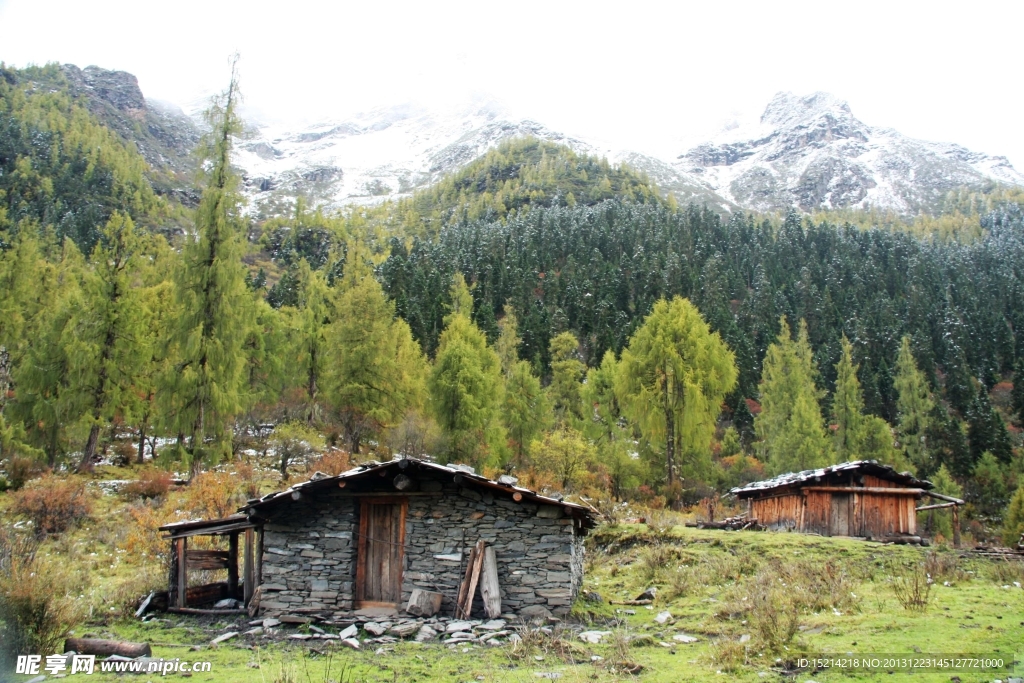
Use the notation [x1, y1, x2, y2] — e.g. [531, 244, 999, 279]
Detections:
[176, 537, 187, 609]
[168, 537, 179, 607]
[952, 505, 961, 548]
[243, 528, 254, 605]
[254, 528, 264, 588]
[479, 546, 501, 619]
[227, 532, 239, 598]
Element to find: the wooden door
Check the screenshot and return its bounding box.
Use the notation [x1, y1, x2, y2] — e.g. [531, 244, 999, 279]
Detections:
[355, 498, 407, 607]
[830, 493, 851, 536]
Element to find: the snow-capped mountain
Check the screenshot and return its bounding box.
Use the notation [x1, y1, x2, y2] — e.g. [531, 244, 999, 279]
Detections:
[675, 92, 1024, 215]
[228, 97, 729, 218]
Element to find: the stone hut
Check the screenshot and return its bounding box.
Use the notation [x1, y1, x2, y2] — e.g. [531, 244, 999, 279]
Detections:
[160, 457, 597, 619]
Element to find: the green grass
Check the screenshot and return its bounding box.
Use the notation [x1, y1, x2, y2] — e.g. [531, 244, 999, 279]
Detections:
[6, 516, 1021, 683]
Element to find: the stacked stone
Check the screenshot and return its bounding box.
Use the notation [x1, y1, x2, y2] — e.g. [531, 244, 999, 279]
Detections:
[255, 470, 585, 618]
[258, 492, 356, 612]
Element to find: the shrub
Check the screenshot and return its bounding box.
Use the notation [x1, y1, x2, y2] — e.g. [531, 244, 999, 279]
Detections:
[11, 474, 91, 537]
[887, 560, 932, 611]
[122, 503, 170, 560]
[234, 461, 263, 499]
[122, 469, 172, 500]
[307, 448, 352, 477]
[184, 472, 241, 519]
[2, 456, 44, 491]
[747, 568, 800, 652]
[0, 529, 83, 658]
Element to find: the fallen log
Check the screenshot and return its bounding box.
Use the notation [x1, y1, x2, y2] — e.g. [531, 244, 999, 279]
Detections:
[64, 638, 151, 658]
[609, 599, 653, 606]
[167, 607, 247, 615]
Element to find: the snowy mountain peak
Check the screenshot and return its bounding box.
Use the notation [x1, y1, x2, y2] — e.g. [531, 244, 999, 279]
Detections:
[675, 91, 1023, 214]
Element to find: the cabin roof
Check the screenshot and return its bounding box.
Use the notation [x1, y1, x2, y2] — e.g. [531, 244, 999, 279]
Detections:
[158, 513, 259, 538]
[729, 460, 932, 498]
[237, 456, 599, 529]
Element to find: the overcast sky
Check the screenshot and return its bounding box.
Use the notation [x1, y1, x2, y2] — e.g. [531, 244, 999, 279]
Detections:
[1, 0, 1021, 166]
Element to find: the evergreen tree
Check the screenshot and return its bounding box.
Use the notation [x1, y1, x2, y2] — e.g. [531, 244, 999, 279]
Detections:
[1003, 483, 1024, 547]
[494, 303, 521, 376]
[292, 259, 332, 423]
[832, 335, 865, 460]
[966, 386, 1013, 465]
[616, 297, 737, 499]
[164, 66, 251, 474]
[327, 254, 426, 454]
[925, 464, 963, 541]
[756, 318, 833, 473]
[502, 360, 549, 468]
[530, 425, 595, 490]
[548, 331, 584, 424]
[67, 213, 148, 471]
[1012, 358, 1024, 427]
[429, 275, 503, 467]
[894, 336, 935, 475]
[970, 451, 1008, 517]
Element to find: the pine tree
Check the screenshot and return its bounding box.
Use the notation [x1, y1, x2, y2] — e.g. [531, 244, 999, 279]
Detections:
[494, 303, 521, 376]
[832, 335, 865, 460]
[925, 464, 963, 541]
[970, 451, 1007, 517]
[756, 318, 833, 473]
[616, 297, 737, 499]
[292, 259, 332, 423]
[530, 425, 595, 490]
[548, 331, 584, 424]
[429, 275, 503, 467]
[894, 336, 935, 474]
[327, 254, 427, 454]
[164, 64, 251, 474]
[67, 213, 147, 471]
[502, 360, 549, 468]
[1003, 483, 1024, 547]
[1012, 359, 1024, 427]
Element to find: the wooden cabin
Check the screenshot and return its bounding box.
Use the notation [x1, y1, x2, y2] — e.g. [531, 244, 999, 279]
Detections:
[159, 457, 596, 619]
[730, 460, 961, 541]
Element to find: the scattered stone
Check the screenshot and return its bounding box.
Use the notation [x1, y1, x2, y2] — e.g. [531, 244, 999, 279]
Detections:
[289, 634, 311, 641]
[446, 620, 474, 633]
[578, 631, 612, 644]
[672, 634, 699, 643]
[243, 627, 263, 636]
[341, 637, 360, 650]
[583, 591, 603, 604]
[654, 610, 672, 624]
[308, 625, 325, 635]
[636, 587, 657, 601]
[210, 632, 239, 645]
[262, 618, 282, 628]
[519, 605, 553, 620]
[535, 673, 562, 679]
[739, 634, 751, 643]
[389, 622, 420, 638]
[477, 619, 506, 631]
[405, 588, 443, 617]
[339, 624, 359, 640]
[213, 598, 241, 609]
[280, 615, 313, 625]
[415, 624, 438, 642]
[590, 655, 603, 662]
[364, 622, 388, 636]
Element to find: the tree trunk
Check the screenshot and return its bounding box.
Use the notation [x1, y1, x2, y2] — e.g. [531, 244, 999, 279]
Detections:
[665, 407, 676, 490]
[137, 421, 147, 464]
[80, 423, 101, 471]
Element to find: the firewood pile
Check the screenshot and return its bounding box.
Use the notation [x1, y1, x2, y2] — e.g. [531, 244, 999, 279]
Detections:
[684, 515, 764, 531]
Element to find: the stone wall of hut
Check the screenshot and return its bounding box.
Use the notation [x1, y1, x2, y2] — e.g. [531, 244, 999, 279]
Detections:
[257, 472, 584, 617]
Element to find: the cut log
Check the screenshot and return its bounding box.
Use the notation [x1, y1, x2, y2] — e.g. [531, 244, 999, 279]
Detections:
[609, 599, 653, 606]
[64, 638, 151, 658]
[405, 588, 443, 617]
[248, 585, 263, 617]
[512, 492, 523, 502]
[479, 546, 501, 619]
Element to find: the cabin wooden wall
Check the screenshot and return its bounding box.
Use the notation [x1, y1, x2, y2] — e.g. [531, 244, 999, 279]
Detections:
[750, 494, 802, 531]
[747, 482, 918, 538]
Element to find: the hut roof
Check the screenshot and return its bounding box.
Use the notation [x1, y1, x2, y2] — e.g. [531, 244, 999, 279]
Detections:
[237, 456, 599, 529]
[730, 460, 932, 498]
[158, 514, 258, 538]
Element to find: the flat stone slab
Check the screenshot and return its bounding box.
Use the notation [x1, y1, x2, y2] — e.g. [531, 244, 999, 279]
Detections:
[262, 618, 282, 628]
[654, 610, 672, 624]
[672, 634, 699, 643]
[364, 622, 389, 636]
[210, 632, 239, 645]
[415, 625, 438, 642]
[339, 624, 359, 640]
[279, 615, 313, 624]
[477, 619, 506, 631]
[445, 620, 474, 633]
[389, 622, 420, 638]
[578, 630, 612, 644]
